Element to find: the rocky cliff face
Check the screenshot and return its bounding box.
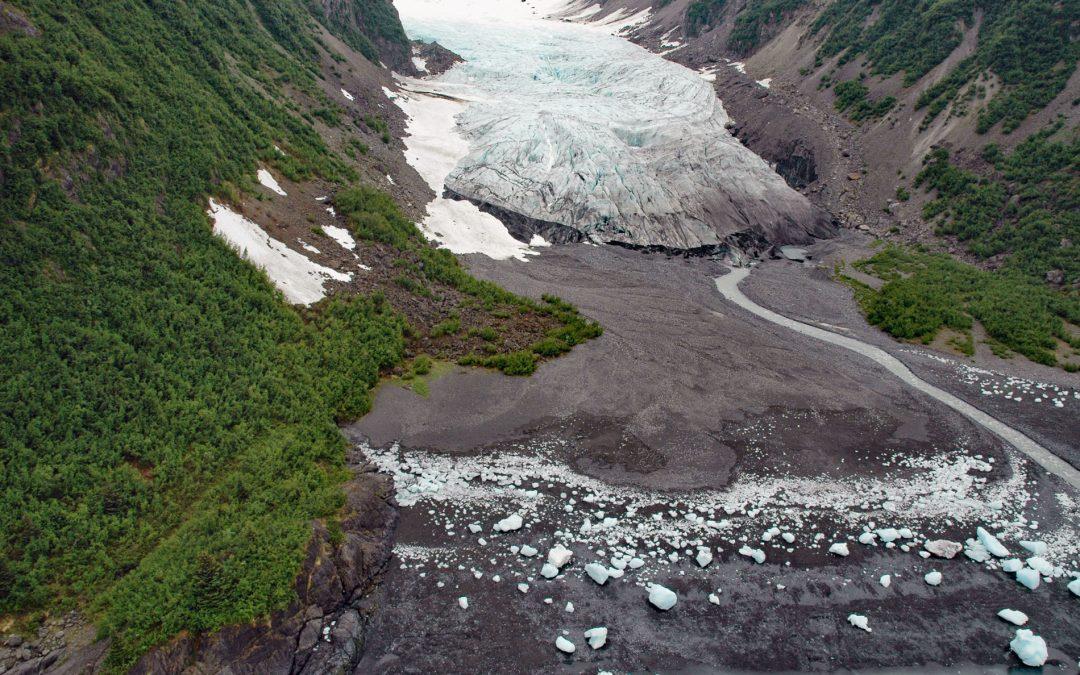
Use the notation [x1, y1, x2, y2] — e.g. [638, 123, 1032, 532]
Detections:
[318, 0, 414, 71]
[129, 465, 396, 675]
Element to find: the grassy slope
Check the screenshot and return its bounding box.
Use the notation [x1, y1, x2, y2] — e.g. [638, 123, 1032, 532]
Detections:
[0, 0, 596, 669]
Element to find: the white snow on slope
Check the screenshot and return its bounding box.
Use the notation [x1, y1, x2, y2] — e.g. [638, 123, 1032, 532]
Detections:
[208, 200, 350, 305]
[322, 224, 356, 250]
[257, 169, 287, 196]
[341, 88, 355, 101]
[390, 79, 542, 261]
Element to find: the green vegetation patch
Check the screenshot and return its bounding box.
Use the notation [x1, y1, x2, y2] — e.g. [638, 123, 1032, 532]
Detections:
[811, 0, 1079, 133]
[833, 79, 896, 121]
[838, 246, 1080, 367]
[915, 125, 1079, 285]
[729, 0, 807, 53]
[686, 0, 727, 37]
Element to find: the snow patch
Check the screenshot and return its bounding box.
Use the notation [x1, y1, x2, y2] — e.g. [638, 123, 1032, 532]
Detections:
[208, 200, 350, 305]
[257, 169, 287, 196]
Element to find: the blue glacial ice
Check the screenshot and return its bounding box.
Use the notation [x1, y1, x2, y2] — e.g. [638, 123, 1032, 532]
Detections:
[396, 0, 832, 250]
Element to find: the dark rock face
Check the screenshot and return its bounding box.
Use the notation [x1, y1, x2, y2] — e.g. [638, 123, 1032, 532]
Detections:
[317, 0, 413, 72]
[413, 40, 464, 76]
[125, 466, 396, 675]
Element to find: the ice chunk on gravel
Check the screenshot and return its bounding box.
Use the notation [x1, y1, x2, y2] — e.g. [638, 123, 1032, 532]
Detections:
[517, 583, 529, 593]
[547, 545, 573, 568]
[997, 609, 1028, 626]
[457, 597, 469, 610]
[1001, 558, 1024, 573]
[1068, 577, 1080, 596]
[628, 557, 645, 569]
[924, 540, 962, 559]
[555, 636, 576, 654]
[648, 584, 677, 610]
[1026, 557, 1054, 576]
[739, 545, 766, 564]
[829, 543, 850, 557]
[541, 563, 559, 579]
[1016, 567, 1040, 590]
[879, 574, 891, 588]
[695, 548, 713, 567]
[977, 527, 1009, 557]
[858, 532, 877, 545]
[494, 514, 523, 532]
[1019, 540, 1047, 556]
[708, 593, 721, 605]
[924, 570, 942, 586]
[585, 562, 610, 585]
[584, 627, 608, 650]
[875, 528, 900, 543]
[1010, 629, 1047, 667]
[520, 544, 538, 557]
[848, 614, 871, 632]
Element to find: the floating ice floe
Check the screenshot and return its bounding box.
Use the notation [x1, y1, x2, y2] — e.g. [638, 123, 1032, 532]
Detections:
[847, 614, 871, 632]
[257, 169, 287, 196]
[494, 513, 523, 532]
[997, 609, 1028, 626]
[648, 584, 677, 610]
[555, 636, 576, 653]
[829, 543, 850, 557]
[1010, 629, 1047, 667]
[924, 570, 942, 586]
[584, 627, 608, 650]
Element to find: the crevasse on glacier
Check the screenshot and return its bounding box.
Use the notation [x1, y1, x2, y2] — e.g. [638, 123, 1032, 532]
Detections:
[401, 1, 833, 250]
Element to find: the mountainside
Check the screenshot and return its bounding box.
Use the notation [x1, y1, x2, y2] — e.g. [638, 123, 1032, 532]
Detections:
[575, 0, 1080, 369]
[0, 0, 598, 670]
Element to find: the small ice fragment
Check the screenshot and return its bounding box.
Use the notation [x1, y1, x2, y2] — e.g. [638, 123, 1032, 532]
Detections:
[879, 574, 891, 588]
[1026, 557, 1053, 576]
[628, 557, 645, 569]
[781, 532, 795, 543]
[924, 570, 942, 586]
[875, 528, 899, 543]
[457, 597, 468, 610]
[1019, 541, 1047, 556]
[648, 584, 677, 610]
[977, 527, 1009, 557]
[1067, 577, 1080, 596]
[584, 626, 608, 649]
[924, 540, 962, 559]
[1016, 567, 1040, 590]
[829, 543, 850, 557]
[998, 609, 1028, 626]
[520, 544, 538, 557]
[468, 523, 482, 534]
[739, 545, 766, 564]
[547, 545, 573, 568]
[858, 532, 877, 545]
[541, 563, 559, 579]
[847, 614, 871, 632]
[695, 548, 713, 567]
[585, 563, 610, 585]
[1001, 558, 1024, 573]
[494, 514, 523, 532]
[565, 601, 574, 613]
[1009, 629, 1047, 667]
[708, 593, 721, 605]
[555, 636, 576, 654]
[518, 583, 529, 593]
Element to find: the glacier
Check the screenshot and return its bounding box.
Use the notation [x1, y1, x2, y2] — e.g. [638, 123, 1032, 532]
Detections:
[393, 0, 832, 251]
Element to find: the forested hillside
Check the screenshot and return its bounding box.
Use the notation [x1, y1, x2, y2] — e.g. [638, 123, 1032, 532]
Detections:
[0, 0, 596, 669]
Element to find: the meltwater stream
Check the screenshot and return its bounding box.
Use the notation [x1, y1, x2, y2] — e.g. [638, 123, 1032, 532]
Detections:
[392, 0, 831, 253]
